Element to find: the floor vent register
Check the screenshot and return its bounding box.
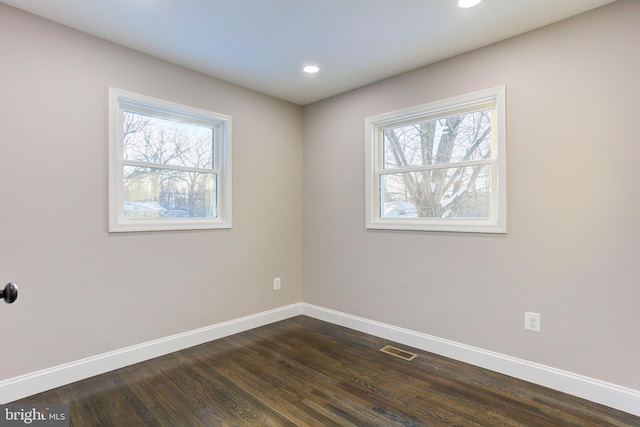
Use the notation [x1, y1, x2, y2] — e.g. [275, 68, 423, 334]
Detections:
[379, 345, 417, 361]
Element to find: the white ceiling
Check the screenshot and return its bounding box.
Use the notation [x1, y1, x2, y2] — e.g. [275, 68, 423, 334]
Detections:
[1, 0, 615, 105]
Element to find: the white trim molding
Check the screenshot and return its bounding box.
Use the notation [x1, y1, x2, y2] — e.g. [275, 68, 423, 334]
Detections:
[108, 87, 233, 232]
[2, 302, 638, 418]
[301, 303, 640, 417]
[364, 86, 507, 234]
[0, 304, 303, 403]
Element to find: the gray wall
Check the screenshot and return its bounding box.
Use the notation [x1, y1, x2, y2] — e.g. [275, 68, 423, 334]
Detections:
[2, 0, 638, 394]
[302, 0, 640, 390]
[0, 4, 303, 379]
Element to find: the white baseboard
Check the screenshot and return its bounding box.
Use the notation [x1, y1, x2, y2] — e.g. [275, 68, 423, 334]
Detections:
[3, 302, 638, 418]
[0, 303, 303, 404]
[301, 303, 640, 417]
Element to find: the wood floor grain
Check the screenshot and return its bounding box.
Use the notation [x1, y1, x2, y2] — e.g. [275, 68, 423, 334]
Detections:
[15, 316, 640, 426]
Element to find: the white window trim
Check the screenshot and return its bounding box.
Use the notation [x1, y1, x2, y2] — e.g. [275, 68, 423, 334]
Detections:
[365, 86, 506, 233]
[108, 87, 232, 232]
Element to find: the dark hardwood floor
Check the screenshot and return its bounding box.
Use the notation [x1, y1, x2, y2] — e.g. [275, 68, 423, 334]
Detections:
[16, 316, 639, 426]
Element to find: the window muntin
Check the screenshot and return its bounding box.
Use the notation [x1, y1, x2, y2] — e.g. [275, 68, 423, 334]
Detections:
[109, 88, 231, 232]
[365, 86, 506, 233]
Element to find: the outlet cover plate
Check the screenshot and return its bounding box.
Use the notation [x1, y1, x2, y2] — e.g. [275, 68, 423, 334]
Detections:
[525, 311, 541, 332]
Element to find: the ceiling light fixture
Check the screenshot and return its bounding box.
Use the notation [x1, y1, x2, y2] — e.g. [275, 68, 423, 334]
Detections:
[458, 0, 482, 8]
[303, 65, 320, 74]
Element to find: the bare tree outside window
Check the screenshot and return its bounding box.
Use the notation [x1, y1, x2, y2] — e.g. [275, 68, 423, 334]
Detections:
[122, 112, 216, 219]
[109, 87, 232, 232]
[365, 86, 506, 233]
[381, 110, 492, 219]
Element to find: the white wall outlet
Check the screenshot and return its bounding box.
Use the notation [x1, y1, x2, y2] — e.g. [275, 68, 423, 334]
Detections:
[525, 311, 541, 332]
[273, 277, 281, 290]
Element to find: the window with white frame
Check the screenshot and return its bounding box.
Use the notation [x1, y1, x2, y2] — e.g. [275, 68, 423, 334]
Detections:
[365, 86, 506, 233]
[109, 88, 232, 232]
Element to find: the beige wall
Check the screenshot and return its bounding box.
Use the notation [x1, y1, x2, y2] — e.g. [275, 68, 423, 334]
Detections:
[2, 0, 638, 395]
[303, 0, 640, 390]
[0, 5, 303, 379]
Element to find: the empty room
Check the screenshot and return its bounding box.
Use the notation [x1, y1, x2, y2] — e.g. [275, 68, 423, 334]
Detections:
[1, 0, 638, 425]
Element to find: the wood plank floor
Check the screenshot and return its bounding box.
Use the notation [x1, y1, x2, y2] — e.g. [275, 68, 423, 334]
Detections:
[15, 316, 639, 426]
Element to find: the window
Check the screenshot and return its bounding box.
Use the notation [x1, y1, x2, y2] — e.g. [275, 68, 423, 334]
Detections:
[365, 86, 506, 233]
[109, 88, 232, 232]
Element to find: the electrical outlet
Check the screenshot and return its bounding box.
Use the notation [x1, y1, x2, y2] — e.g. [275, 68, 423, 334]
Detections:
[273, 277, 281, 290]
[525, 311, 541, 332]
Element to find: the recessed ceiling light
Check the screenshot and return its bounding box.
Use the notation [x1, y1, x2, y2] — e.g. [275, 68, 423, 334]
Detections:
[458, 0, 482, 8]
[303, 65, 320, 74]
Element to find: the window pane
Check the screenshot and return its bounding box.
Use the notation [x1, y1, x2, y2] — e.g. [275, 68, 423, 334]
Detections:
[123, 166, 216, 218]
[380, 165, 491, 219]
[123, 111, 214, 169]
[382, 109, 491, 170]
